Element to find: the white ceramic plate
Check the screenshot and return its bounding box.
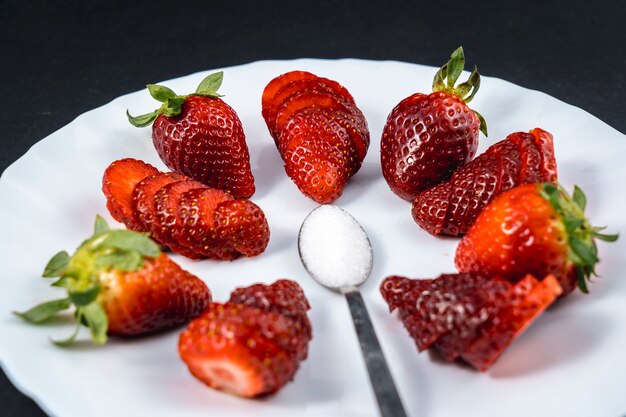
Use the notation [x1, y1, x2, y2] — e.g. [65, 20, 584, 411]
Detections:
[1, 59, 625, 417]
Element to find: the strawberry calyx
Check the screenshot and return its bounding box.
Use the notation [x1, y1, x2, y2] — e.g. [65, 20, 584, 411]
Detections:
[432, 46, 487, 137]
[538, 183, 619, 293]
[127, 71, 225, 127]
[14, 215, 161, 345]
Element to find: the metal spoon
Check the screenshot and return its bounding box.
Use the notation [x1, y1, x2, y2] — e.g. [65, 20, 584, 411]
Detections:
[298, 205, 407, 417]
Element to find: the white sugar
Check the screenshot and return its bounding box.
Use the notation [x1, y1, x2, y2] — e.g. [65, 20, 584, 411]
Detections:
[298, 205, 373, 289]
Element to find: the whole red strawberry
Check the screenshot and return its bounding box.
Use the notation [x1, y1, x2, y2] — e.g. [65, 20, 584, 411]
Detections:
[15, 216, 211, 345]
[380, 272, 562, 371]
[455, 183, 619, 296]
[381, 47, 487, 201]
[412, 128, 557, 236]
[102, 158, 270, 260]
[178, 280, 312, 397]
[127, 72, 255, 198]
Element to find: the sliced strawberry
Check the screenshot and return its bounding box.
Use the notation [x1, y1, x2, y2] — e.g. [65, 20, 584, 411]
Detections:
[443, 154, 499, 236]
[380, 276, 434, 312]
[213, 200, 271, 258]
[410, 184, 451, 236]
[491, 139, 521, 195]
[102, 158, 158, 229]
[262, 71, 317, 137]
[508, 132, 542, 184]
[460, 274, 562, 371]
[178, 188, 239, 260]
[132, 172, 184, 234]
[229, 280, 312, 360]
[529, 128, 558, 182]
[433, 275, 523, 362]
[153, 179, 207, 259]
[274, 90, 356, 137]
[178, 303, 300, 397]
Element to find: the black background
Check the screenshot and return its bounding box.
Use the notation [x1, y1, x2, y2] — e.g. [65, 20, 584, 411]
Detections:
[2, 1, 625, 415]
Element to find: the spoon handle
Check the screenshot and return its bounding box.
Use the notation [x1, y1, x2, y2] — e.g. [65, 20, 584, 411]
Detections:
[344, 289, 408, 417]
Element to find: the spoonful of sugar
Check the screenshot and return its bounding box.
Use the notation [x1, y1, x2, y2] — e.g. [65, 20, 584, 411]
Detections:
[298, 205, 407, 417]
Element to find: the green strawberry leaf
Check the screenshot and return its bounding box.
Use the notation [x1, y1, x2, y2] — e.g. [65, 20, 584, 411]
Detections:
[576, 265, 590, 294]
[572, 185, 587, 212]
[43, 251, 70, 277]
[446, 47, 465, 89]
[93, 230, 160, 259]
[127, 110, 159, 128]
[147, 84, 176, 102]
[594, 232, 619, 242]
[14, 298, 72, 323]
[69, 283, 100, 307]
[81, 302, 108, 345]
[569, 237, 598, 266]
[162, 97, 186, 117]
[96, 250, 143, 271]
[52, 309, 84, 347]
[195, 71, 223, 95]
[474, 110, 488, 137]
[94, 215, 110, 234]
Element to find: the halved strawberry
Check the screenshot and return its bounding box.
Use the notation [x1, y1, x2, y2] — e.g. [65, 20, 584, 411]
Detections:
[132, 172, 184, 232]
[153, 179, 207, 259]
[460, 274, 562, 370]
[213, 200, 271, 258]
[102, 158, 158, 229]
[178, 303, 300, 397]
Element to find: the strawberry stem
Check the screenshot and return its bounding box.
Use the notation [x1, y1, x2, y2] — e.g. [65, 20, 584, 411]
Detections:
[127, 71, 224, 128]
[14, 216, 161, 345]
[432, 47, 487, 136]
[538, 183, 619, 292]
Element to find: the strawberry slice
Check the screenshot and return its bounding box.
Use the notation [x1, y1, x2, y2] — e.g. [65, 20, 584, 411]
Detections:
[508, 132, 542, 184]
[460, 274, 562, 370]
[491, 139, 521, 195]
[380, 276, 434, 312]
[529, 128, 558, 182]
[178, 188, 239, 260]
[102, 158, 158, 229]
[132, 172, 184, 233]
[262, 71, 317, 134]
[178, 303, 300, 397]
[153, 179, 207, 259]
[213, 200, 271, 258]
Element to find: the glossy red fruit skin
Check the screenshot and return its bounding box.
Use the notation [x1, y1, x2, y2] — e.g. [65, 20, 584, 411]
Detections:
[153, 179, 207, 259]
[455, 183, 576, 295]
[102, 158, 158, 229]
[100, 253, 211, 336]
[132, 172, 184, 232]
[213, 200, 271, 258]
[381, 91, 480, 201]
[280, 108, 359, 203]
[178, 303, 297, 397]
[152, 96, 255, 199]
[412, 128, 557, 236]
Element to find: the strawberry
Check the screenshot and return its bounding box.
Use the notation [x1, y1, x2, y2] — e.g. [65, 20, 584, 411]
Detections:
[15, 216, 211, 345]
[178, 280, 312, 397]
[127, 72, 255, 198]
[102, 158, 158, 230]
[412, 128, 557, 236]
[380, 272, 562, 371]
[380, 47, 486, 201]
[459, 274, 562, 371]
[102, 159, 270, 260]
[455, 183, 619, 296]
[262, 71, 369, 204]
